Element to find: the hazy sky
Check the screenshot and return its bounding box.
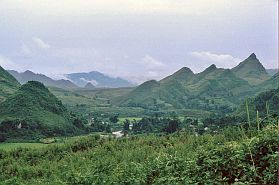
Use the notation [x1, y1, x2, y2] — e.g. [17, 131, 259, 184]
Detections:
[0, 0, 277, 83]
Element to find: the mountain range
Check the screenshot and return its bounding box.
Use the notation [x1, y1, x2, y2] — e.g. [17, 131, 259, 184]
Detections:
[0, 52, 278, 138]
[115, 53, 278, 112]
[1, 53, 278, 116]
[8, 70, 78, 90]
[8, 70, 135, 89]
[66, 71, 134, 88]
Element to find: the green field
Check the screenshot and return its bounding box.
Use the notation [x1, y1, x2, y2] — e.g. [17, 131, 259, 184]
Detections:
[0, 143, 47, 151]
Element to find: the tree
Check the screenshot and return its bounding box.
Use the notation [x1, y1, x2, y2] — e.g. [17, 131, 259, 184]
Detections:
[109, 115, 119, 123]
[0, 133, 6, 142]
[105, 124, 112, 133]
[123, 119, 130, 135]
[163, 119, 181, 134]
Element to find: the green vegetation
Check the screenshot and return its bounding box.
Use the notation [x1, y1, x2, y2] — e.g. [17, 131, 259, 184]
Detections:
[0, 54, 278, 184]
[235, 88, 279, 119]
[114, 54, 275, 115]
[0, 66, 20, 103]
[118, 117, 142, 123]
[0, 142, 47, 151]
[0, 119, 277, 184]
[15, 54, 275, 118]
[0, 81, 111, 140]
[49, 87, 100, 108]
[232, 53, 270, 85]
[0, 81, 83, 139]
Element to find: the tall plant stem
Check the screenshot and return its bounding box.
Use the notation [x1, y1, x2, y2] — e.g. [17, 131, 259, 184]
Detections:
[245, 97, 251, 128]
[256, 110, 260, 132]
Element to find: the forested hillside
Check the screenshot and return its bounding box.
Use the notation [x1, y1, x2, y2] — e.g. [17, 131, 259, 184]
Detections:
[0, 66, 20, 103]
[0, 81, 86, 139]
[115, 53, 277, 115]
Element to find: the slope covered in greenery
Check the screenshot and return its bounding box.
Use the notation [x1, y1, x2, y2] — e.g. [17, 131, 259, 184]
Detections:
[232, 53, 270, 85]
[235, 88, 279, 119]
[114, 53, 276, 115]
[0, 66, 20, 103]
[266, 68, 278, 76]
[117, 65, 253, 113]
[255, 72, 278, 92]
[0, 81, 82, 138]
[0, 120, 277, 184]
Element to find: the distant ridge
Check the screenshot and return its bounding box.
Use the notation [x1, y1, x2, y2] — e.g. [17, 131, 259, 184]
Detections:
[8, 70, 78, 90]
[266, 69, 278, 76]
[66, 71, 134, 88]
[84, 82, 95, 90]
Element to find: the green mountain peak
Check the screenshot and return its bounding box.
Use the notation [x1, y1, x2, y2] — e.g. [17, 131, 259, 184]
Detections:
[203, 64, 217, 73]
[248, 53, 257, 60]
[160, 67, 194, 83]
[232, 53, 269, 85]
[0, 81, 77, 137]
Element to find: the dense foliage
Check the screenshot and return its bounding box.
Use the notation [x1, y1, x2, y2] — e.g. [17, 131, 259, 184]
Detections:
[0, 65, 20, 102]
[0, 81, 82, 138]
[233, 88, 279, 120]
[0, 81, 110, 140]
[128, 116, 181, 134]
[114, 54, 276, 116]
[0, 119, 277, 184]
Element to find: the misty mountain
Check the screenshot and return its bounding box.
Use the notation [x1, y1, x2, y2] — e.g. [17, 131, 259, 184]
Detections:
[66, 71, 134, 88]
[83, 82, 96, 90]
[115, 53, 277, 113]
[266, 69, 278, 76]
[8, 70, 78, 90]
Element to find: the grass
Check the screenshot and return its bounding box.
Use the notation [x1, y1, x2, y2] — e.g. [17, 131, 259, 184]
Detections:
[0, 132, 111, 152]
[0, 122, 277, 184]
[0, 143, 47, 151]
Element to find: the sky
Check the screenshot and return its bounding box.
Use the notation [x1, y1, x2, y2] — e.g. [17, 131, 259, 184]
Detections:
[0, 0, 277, 84]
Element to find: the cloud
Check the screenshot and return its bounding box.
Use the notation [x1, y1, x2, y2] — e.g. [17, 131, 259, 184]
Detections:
[32, 37, 50, 49]
[80, 78, 99, 86]
[0, 55, 19, 70]
[189, 51, 242, 69]
[141, 55, 165, 70]
[263, 59, 278, 69]
[125, 55, 170, 83]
